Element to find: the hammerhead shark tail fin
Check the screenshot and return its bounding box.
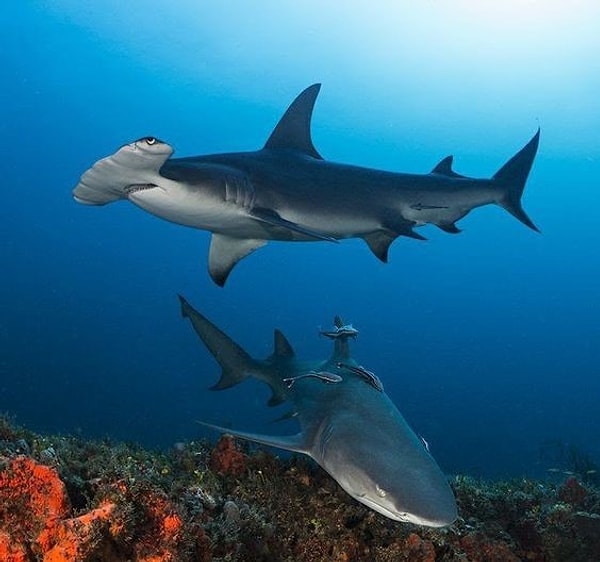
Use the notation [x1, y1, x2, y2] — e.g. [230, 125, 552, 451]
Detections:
[493, 129, 540, 232]
[178, 295, 255, 390]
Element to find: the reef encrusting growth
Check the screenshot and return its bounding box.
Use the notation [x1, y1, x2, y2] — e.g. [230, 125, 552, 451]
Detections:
[0, 416, 599, 562]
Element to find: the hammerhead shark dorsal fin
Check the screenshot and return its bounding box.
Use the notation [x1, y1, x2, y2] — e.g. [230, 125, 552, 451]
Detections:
[263, 84, 323, 159]
[273, 329, 295, 358]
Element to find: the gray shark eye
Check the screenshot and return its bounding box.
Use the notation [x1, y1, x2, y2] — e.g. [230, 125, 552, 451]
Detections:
[145, 137, 157, 145]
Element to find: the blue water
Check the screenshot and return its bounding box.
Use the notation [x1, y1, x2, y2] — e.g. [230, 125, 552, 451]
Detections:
[2, 1, 599, 480]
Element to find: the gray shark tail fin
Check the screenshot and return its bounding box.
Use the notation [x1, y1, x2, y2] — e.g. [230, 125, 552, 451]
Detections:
[493, 129, 540, 232]
[179, 295, 255, 390]
[179, 295, 288, 407]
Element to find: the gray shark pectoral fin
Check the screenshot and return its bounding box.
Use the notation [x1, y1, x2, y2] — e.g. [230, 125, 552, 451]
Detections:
[198, 421, 308, 454]
[250, 208, 338, 242]
[208, 234, 267, 287]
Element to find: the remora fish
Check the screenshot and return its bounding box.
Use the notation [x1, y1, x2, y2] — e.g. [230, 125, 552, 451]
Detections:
[73, 84, 539, 286]
[178, 295, 458, 527]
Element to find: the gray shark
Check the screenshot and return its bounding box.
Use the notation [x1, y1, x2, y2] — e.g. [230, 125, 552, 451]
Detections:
[73, 84, 540, 286]
[178, 296, 458, 527]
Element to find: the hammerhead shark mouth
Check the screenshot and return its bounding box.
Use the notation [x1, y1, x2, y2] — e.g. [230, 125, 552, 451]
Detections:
[73, 85, 540, 286]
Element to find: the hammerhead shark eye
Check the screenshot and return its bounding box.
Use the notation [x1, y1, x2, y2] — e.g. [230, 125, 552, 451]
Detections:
[145, 137, 157, 145]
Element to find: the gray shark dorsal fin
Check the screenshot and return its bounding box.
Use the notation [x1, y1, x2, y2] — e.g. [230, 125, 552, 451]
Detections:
[208, 234, 267, 287]
[263, 84, 323, 159]
[333, 315, 343, 329]
[199, 421, 308, 454]
[274, 329, 295, 358]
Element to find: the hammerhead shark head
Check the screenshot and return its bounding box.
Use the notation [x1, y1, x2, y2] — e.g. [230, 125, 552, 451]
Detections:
[73, 84, 539, 286]
[178, 296, 458, 527]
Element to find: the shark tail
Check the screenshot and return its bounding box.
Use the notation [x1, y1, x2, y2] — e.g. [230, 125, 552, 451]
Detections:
[493, 129, 540, 232]
[178, 295, 288, 406]
[179, 295, 255, 390]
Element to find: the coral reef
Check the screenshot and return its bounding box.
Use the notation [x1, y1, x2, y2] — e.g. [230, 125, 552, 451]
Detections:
[1, 416, 599, 561]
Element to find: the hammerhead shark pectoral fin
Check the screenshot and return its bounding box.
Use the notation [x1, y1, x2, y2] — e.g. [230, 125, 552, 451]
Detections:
[250, 208, 338, 243]
[198, 421, 308, 454]
[208, 234, 267, 286]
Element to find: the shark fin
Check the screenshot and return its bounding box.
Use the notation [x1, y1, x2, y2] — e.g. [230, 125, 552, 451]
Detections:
[199, 421, 308, 454]
[431, 155, 466, 178]
[381, 216, 427, 242]
[263, 84, 323, 159]
[251, 207, 338, 242]
[363, 231, 398, 263]
[437, 222, 462, 234]
[180, 296, 288, 407]
[179, 295, 258, 390]
[404, 229, 427, 241]
[208, 234, 266, 286]
[493, 129, 540, 232]
[274, 329, 295, 359]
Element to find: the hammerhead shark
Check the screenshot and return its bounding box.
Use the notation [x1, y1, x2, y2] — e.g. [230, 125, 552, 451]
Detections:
[73, 84, 540, 286]
[179, 296, 458, 527]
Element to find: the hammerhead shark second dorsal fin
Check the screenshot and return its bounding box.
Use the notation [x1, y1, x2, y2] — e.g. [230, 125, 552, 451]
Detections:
[431, 155, 464, 178]
[263, 83, 323, 159]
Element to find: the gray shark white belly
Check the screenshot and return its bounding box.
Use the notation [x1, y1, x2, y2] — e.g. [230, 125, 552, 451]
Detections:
[73, 84, 540, 285]
[178, 296, 458, 527]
